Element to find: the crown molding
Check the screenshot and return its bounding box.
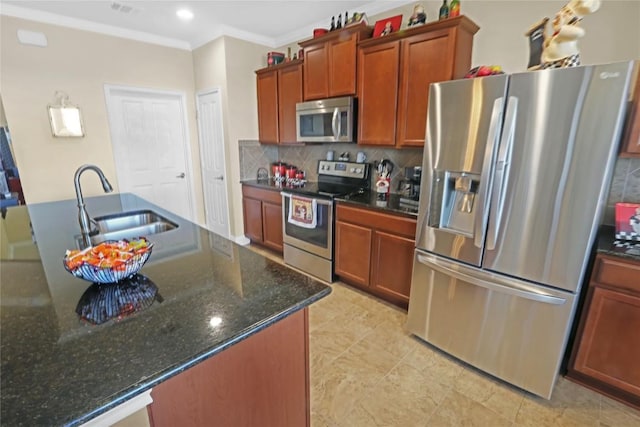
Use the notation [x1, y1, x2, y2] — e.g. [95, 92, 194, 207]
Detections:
[0, 4, 191, 50]
[192, 24, 274, 50]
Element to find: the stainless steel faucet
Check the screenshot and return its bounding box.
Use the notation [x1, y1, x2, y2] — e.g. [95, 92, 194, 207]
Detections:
[74, 164, 113, 247]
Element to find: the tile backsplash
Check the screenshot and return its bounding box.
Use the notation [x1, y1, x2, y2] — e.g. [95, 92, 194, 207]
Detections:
[239, 140, 423, 190]
[239, 140, 640, 224]
[605, 157, 640, 224]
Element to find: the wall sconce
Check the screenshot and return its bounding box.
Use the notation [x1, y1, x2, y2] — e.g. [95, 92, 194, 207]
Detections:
[48, 91, 84, 137]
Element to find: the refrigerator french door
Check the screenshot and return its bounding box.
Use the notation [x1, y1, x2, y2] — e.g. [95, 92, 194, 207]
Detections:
[408, 61, 635, 399]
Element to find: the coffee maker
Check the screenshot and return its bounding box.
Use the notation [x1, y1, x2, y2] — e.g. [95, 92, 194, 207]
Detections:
[398, 166, 422, 204]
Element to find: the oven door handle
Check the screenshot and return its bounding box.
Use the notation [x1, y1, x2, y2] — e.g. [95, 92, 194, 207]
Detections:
[281, 192, 333, 206]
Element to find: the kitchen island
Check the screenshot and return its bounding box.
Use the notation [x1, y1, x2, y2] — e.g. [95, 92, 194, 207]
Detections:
[0, 193, 330, 426]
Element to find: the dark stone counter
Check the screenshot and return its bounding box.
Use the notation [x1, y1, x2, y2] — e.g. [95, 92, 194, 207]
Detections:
[596, 225, 640, 262]
[0, 194, 330, 426]
[241, 180, 419, 217]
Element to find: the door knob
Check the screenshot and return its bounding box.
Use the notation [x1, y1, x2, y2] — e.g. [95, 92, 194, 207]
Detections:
[176, 172, 186, 178]
[214, 176, 224, 181]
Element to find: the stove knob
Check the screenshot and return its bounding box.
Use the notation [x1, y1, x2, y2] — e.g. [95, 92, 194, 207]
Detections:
[350, 168, 356, 173]
[355, 168, 362, 173]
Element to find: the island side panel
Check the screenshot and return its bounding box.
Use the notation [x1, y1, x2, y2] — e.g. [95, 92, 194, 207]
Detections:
[147, 308, 310, 427]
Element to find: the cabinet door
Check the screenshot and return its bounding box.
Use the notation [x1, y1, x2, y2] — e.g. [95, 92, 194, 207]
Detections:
[357, 42, 400, 146]
[262, 201, 284, 253]
[396, 29, 454, 148]
[572, 286, 640, 396]
[303, 43, 328, 100]
[370, 230, 415, 306]
[243, 198, 263, 243]
[278, 63, 303, 144]
[256, 71, 279, 144]
[328, 33, 358, 97]
[335, 220, 372, 286]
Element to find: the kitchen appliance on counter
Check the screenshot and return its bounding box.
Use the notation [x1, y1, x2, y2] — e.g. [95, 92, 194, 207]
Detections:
[296, 96, 356, 143]
[398, 166, 421, 210]
[281, 160, 370, 282]
[407, 61, 636, 399]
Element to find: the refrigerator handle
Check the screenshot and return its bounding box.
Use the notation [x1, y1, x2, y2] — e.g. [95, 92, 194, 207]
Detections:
[474, 97, 504, 248]
[332, 108, 340, 140]
[416, 253, 566, 305]
[486, 96, 518, 250]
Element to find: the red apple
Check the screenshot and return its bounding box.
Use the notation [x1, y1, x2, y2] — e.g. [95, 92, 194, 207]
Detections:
[476, 66, 492, 77]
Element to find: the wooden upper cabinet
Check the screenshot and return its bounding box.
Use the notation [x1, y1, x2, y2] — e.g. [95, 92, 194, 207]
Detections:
[300, 24, 372, 101]
[256, 70, 279, 144]
[302, 43, 329, 100]
[328, 32, 359, 96]
[621, 64, 640, 157]
[357, 42, 400, 146]
[357, 16, 478, 148]
[278, 62, 303, 144]
[256, 60, 303, 145]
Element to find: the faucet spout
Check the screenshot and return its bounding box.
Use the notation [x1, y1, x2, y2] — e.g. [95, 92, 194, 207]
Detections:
[74, 164, 113, 247]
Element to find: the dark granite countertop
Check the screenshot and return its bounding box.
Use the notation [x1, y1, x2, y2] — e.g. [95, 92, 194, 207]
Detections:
[0, 194, 330, 426]
[596, 225, 640, 262]
[241, 180, 419, 217]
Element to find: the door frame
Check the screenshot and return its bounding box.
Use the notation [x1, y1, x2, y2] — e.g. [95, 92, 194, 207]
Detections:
[196, 87, 231, 238]
[104, 84, 196, 221]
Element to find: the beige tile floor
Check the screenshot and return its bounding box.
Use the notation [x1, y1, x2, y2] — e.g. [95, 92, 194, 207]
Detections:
[249, 245, 640, 427]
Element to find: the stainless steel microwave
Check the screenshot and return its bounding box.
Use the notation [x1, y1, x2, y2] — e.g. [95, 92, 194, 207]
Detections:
[295, 96, 356, 143]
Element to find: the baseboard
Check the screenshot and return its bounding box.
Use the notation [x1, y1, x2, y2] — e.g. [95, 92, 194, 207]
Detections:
[232, 235, 250, 246]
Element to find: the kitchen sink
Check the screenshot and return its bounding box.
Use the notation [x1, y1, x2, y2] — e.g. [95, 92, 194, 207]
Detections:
[75, 209, 178, 247]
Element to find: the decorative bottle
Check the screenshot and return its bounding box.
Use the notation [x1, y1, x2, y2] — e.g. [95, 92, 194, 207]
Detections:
[345, 11, 349, 26]
[330, 16, 335, 31]
[337, 13, 342, 29]
[439, 0, 449, 20]
[450, 0, 460, 17]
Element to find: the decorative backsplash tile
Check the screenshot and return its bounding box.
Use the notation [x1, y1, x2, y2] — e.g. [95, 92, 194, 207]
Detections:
[605, 157, 640, 224]
[238, 141, 640, 225]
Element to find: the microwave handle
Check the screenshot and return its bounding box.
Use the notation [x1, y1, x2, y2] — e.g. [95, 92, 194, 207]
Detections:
[332, 108, 339, 140]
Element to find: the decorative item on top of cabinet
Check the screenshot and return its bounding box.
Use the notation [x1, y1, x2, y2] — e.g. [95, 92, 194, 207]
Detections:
[566, 254, 640, 410]
[621, 64, 640, 157]
[299, 23, 372, 101]
[335, 203, 417, 308]
[242, 185, 283, 253]
[256, 59, 303, 145]
[357, 16, 479, 148]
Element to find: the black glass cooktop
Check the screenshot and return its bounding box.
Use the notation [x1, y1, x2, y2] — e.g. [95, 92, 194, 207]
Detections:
[280, 181, 365, 199]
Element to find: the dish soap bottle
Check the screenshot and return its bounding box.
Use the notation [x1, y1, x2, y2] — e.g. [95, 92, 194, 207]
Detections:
[450, 0, 460, 17]
[439, 0, 449, 20]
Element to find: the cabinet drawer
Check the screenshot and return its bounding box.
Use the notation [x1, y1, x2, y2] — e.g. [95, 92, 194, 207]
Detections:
[336, 204, 416, 238]
[242, 185, 282, 205]
[593, 255, 640, 295]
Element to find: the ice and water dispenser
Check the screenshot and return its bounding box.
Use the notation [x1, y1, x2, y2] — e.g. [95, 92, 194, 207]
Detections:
[428, 171, 480, 237]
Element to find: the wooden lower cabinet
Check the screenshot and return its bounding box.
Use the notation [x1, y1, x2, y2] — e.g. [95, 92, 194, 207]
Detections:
[242, 185, 283, 253]
[566, 254, 640, 410]
[335, 203, 416, 308]
[148, 309, 310, 427]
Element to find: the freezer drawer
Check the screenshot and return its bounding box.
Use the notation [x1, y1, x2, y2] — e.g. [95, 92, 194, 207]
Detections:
[406, 250, 578, 399]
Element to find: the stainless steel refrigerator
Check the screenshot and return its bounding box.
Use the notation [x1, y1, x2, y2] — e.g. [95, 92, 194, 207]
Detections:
[407, 61, 636, 399]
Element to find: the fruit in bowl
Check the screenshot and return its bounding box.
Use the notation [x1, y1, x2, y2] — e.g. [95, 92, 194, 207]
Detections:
[464, 65, 505, 78]
[64, 238, 153, 284]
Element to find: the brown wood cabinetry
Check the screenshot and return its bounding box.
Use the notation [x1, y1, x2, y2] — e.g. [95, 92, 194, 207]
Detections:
[567, 254, 640, 410]
[242, 185, 283, 253]
[621, 65, 640, 157]
[149, 309, 310, 427]
[357, 16, 478, 147]
[335, 203, 417, 308]
[299, 24, 372, 101]
[256, 60, 303, 144]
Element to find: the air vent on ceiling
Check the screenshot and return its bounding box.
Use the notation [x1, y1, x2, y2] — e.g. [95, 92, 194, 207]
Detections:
[110, 2, 141, 14]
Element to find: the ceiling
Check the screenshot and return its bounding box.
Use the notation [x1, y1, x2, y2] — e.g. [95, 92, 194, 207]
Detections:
[1, 1, 413, 50]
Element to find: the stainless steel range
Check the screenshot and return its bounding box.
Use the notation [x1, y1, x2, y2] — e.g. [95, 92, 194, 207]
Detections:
[281, 160, 371, 282]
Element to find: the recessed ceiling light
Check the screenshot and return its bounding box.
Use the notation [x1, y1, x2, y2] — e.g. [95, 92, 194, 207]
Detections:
[176, 8, 194, 21]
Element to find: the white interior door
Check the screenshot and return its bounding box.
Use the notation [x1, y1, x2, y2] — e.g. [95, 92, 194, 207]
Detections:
[105, 85, 194, 221]
[197, 89, 229, 238]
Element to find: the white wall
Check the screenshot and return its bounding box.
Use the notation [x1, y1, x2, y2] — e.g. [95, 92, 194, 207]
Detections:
[192, 36, 269, 239]
[0, 15, 205, 225]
